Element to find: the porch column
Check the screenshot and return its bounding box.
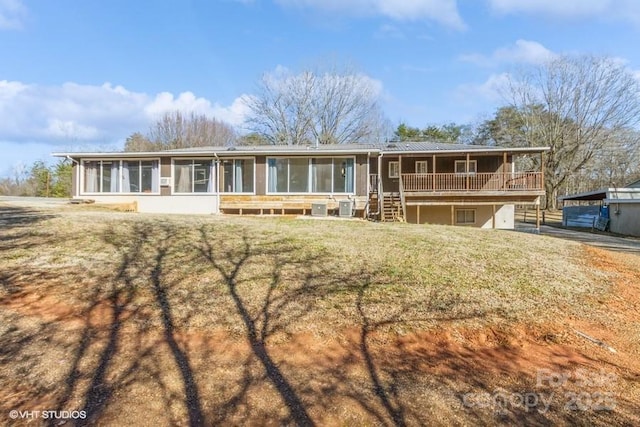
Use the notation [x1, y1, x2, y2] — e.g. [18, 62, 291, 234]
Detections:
[432, 154, 436, 191]
[541, 151, 545, 191]
[503, 152, 508, 190]
[399, 155, 402, 189]
[466, 153, 470, 191]
[417, 205, 421, 224]
[378, 154, 383, 192]
[536, 203, 541, 230]
[450, 205, 455, 225]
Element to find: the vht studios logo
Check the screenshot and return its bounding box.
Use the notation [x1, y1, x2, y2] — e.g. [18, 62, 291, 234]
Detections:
[9, 410, 87, 420]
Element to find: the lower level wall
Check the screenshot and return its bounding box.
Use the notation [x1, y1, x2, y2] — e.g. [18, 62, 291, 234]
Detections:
[609, 203, 640, 237]
[405, 204, 515, 229]
[76, 195, 219, 215]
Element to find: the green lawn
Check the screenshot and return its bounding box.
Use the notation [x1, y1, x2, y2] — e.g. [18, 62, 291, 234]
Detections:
[0, 204, 637, 426]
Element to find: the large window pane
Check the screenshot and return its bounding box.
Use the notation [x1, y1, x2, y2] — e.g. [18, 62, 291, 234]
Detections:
[193, 160, 212, 192]
[312, 158, 332, 192]
[289, 158, 309, 192]
[141, 161, 156, 192]
[174, 160, 193, 193]
[102, 161, 119, 193]
[272, 159, 288, 192]
[123, 161, 140, 192]
[236, 159, 254, 193]
[222, 160, 234, 192]
[84, 161, 99, 192]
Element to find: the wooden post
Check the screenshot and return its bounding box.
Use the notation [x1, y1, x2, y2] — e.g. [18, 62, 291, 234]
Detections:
[536, 203, 541, 230]
[417, 205, 421, 224]
[398, 155, 402, 193]
[451, 205, 455, 225]
[432, 154, 436, 191]
[540, 151, 545, 191]
[466, 153, 470, 191]
[503, 152, 508, 190]
[492, 204, 496, 229]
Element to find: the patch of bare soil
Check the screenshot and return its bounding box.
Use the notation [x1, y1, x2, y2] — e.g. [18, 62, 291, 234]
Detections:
[1, 268, 639, 426]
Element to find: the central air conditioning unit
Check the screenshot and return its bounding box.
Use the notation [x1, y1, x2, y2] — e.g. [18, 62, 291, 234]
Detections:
[311, 203, 328, 217]
[339, 200, 354, 217]
[160, 177, 171, 187]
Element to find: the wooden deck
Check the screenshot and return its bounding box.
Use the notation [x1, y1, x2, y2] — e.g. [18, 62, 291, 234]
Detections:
[401, 172, 543, 193]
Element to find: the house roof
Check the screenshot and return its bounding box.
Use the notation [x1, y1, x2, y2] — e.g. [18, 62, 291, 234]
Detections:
[52, 142, 549, 158]
[626, 178, 640, 188]
[561, 187, 640, 202]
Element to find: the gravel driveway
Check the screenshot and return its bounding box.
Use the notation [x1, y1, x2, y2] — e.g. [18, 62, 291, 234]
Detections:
[540, 225, 640, 255]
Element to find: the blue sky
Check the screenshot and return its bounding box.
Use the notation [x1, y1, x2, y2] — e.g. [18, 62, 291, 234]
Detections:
[1, 0, 639, 178]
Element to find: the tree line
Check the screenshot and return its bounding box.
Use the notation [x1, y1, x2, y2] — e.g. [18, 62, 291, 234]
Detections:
[0, 160, 72, 197]
[4, 55, 638, 208]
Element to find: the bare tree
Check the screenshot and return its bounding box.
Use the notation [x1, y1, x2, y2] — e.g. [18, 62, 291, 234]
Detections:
[146, 111, 237, 150]
[246, 65, 388, 145]
[124, 132, 158, 152]
[504, 55, 640, 209]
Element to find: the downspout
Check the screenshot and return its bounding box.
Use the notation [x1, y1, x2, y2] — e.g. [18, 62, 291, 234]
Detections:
[213, 152, 220, 214]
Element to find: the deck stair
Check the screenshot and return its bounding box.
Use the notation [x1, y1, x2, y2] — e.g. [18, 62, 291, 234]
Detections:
[381, 192, 404, 222]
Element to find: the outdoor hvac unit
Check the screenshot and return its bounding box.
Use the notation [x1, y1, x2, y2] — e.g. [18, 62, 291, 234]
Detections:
[339, 200, 354, 217]
[311, 203, 328, 217]
[160, 177, 171, 187]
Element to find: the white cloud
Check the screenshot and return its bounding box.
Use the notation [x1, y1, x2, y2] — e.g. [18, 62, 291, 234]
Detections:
[0, 0, 27, 30]
[460, 39, 557, 67]
[488, 0, 640, 24]
[375, 24, 405, 39]
[0, 80, 250, 145]
[454, 73, 511, 105]
[274, 0, 465, 29]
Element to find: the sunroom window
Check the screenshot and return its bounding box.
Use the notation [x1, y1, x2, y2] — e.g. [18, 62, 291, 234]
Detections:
[222, 159, 254, 193]
[268, 157, 354, 193]
[83, 160, 120, 193]
[174, 159, 213, 193]
[83, 160, 159, 193]
[122, 160, 159, 193]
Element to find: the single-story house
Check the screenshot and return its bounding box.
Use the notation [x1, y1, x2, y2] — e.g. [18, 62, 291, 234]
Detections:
[561, 182, 640, 237]
[53, 142, 548, 229]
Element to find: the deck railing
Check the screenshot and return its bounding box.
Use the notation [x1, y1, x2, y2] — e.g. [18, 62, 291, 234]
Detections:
[401, 172, 543, 192]
[369, 174, 379, 193]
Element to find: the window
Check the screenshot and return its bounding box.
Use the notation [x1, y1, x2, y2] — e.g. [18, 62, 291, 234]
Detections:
[268, 157, 354, 193]
[84, 160, 120, 193]
[416, 161, 428, 174]
[122, 160, 159, 193]
[455, 160, 477, 175]
[289, 158, 309, 192]
[456, 209, 476, 224]
[311, 158, 332, 192]
[83, 159, 159, 193]
[222, 159, 254, 193]
[388, 161, 399, 178]
[174, 159, 213, 193]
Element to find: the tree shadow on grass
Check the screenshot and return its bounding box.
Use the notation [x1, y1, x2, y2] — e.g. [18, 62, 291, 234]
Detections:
[52, 221, 205, 426]
[0, 205, 56, 268]
[198, 226, 322, 426]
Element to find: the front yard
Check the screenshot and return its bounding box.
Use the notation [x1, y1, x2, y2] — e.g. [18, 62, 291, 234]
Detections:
[1, 202, 639, 426]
